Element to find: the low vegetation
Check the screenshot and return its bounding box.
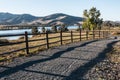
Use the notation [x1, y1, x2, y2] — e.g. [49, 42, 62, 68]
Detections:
[107, 42, 120, 63]
[32, 26, 39, 34]
[0, 31, 90, 63]
[1, 29, 118, 64]
[0, 39, 9, 44]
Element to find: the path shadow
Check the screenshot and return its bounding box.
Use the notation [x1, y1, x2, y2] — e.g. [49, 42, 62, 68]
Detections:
[0, 40, 100, 78]
[64, 40, 118, 80]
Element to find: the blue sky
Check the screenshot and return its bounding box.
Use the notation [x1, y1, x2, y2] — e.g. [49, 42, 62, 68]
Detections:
[0, 0, 120, 21]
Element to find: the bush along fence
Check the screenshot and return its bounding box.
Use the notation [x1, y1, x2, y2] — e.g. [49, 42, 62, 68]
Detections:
[0, 30, 109, 61]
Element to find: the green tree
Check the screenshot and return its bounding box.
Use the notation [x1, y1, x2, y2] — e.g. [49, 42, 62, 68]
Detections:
[58, 24, 68, 32]
[31, 27, 38, 34]
[76, 23, 82, 31]
[42, 27, 46, 33]
[83, 7, 103, 30]
[97, 18, 103, 30]
[51, 25, 57, 32]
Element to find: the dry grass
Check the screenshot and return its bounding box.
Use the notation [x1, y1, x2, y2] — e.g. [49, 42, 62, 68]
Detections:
[107, 42, 120, 63]
[0, 31, 101, 63]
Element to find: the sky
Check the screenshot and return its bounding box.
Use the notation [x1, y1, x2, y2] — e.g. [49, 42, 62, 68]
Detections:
[0, 0, 120, 21]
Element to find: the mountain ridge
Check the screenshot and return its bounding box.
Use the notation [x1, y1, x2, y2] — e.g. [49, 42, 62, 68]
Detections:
[0, 12, 39, 25]
[0, 12, 83, 26]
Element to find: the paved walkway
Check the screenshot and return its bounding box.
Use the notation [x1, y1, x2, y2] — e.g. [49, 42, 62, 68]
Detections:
[0, 39, 118, 80]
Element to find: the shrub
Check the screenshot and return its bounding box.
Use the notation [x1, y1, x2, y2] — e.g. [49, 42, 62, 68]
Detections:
[46, 29, 52, 33]
[51, 26, 57, 33]
[18, 36, 25, 39]
[0, 39, 9, 44]
[42, 27, 46, 33]
[31, 27, 39, 34]
[58, 25, 69, 32]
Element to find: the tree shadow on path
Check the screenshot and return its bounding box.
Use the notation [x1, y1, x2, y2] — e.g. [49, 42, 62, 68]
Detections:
[0, 40, 99, 78]
[64, 40, 118, 80]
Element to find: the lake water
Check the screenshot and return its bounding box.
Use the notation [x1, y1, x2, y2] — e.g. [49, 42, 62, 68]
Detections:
[0, 26, 78, 40]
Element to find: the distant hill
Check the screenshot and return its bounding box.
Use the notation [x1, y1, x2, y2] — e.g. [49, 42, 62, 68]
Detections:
[28, 13, 83, 26]
[103, 20, 120, 27]
[0, 12, 83, 26]
[0, 12, 39, 25]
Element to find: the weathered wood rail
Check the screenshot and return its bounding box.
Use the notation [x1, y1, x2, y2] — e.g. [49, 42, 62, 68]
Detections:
[0, 30, 109, 57]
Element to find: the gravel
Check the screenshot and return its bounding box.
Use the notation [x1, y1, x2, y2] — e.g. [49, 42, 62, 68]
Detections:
[84, 59, 120, 80]
[0, 39, 118, 80]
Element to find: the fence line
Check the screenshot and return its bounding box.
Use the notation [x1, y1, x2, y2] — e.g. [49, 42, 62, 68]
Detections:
[0, 30, 109, 57]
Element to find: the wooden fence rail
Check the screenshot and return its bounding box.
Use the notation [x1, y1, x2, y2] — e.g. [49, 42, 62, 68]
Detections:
[0, 30, 109, 57]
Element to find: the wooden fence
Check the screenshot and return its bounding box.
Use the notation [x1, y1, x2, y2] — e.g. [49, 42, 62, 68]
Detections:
[0, 30, 109, 58]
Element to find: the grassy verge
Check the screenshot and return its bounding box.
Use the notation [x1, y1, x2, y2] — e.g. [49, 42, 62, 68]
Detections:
[0, 31, 101, 63]
[107, 42, 120, 63]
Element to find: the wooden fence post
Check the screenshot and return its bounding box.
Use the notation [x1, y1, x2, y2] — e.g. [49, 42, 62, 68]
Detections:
[94, 30, 95, 39]
[105, 31, 106, 38]
[93, 29, 95, 39]
[99, 30, 100, 39]
[46, 32, 49, 49]
[107, 31, 109, 38]
[86, 30, 88, 40]
[71, 31, 73, 43]
[25, 31, 29, 54]
[103, 31, 104, 38]
[79, 29, 81, 41]
[105, 31, 108, 38]
[60, 30, 62, 45]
